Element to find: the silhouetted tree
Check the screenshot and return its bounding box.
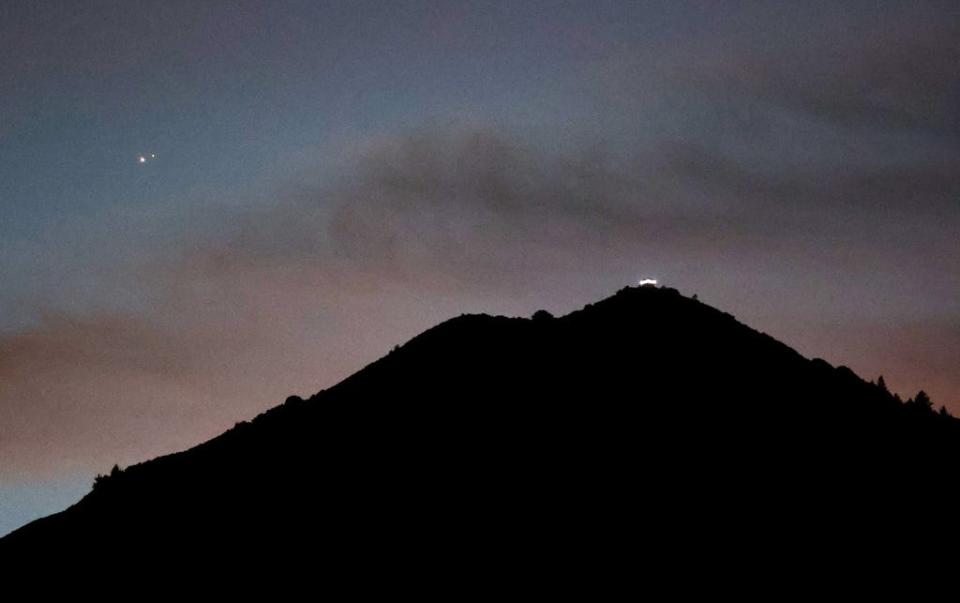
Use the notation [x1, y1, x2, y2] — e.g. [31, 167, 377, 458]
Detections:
[877, 375, 888, 393]
[532, 310, 554, 321]
[93, 464, 122, 490]
[914, 390, 933, 410]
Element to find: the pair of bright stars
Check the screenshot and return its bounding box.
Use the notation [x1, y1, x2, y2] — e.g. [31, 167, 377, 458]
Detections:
[138, 153, 157, 164]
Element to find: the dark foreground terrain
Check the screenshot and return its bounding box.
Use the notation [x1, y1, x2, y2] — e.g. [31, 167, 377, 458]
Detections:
[3, 286, 958, 580]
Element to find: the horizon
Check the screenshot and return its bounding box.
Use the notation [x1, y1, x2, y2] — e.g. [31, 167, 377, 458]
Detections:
[2, 1, 958, 536]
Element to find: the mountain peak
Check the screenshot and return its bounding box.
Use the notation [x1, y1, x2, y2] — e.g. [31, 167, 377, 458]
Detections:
[3, 287, 958, 569]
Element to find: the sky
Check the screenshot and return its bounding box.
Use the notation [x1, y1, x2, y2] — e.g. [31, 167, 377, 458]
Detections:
[1, 0, 958, 535]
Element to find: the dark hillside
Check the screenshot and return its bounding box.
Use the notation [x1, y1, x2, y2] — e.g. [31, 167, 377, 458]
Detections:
[3, 286, 957, 578]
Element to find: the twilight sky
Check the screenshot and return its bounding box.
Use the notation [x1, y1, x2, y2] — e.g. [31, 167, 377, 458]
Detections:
[2, 1, 958, 535]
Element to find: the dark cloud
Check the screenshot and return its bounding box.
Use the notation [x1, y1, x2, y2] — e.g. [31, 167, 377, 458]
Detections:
[184, 127, 647, 285]
[646, 4, 960, 137]
[752, 21, 960, 135]
[663, 141, 960, 218]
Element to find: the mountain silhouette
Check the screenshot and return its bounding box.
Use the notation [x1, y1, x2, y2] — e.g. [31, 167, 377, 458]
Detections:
[3, 286, 958, 579]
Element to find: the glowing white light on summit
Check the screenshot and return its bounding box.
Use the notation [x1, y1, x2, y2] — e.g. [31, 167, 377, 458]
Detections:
[639, 278, 658, 286]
